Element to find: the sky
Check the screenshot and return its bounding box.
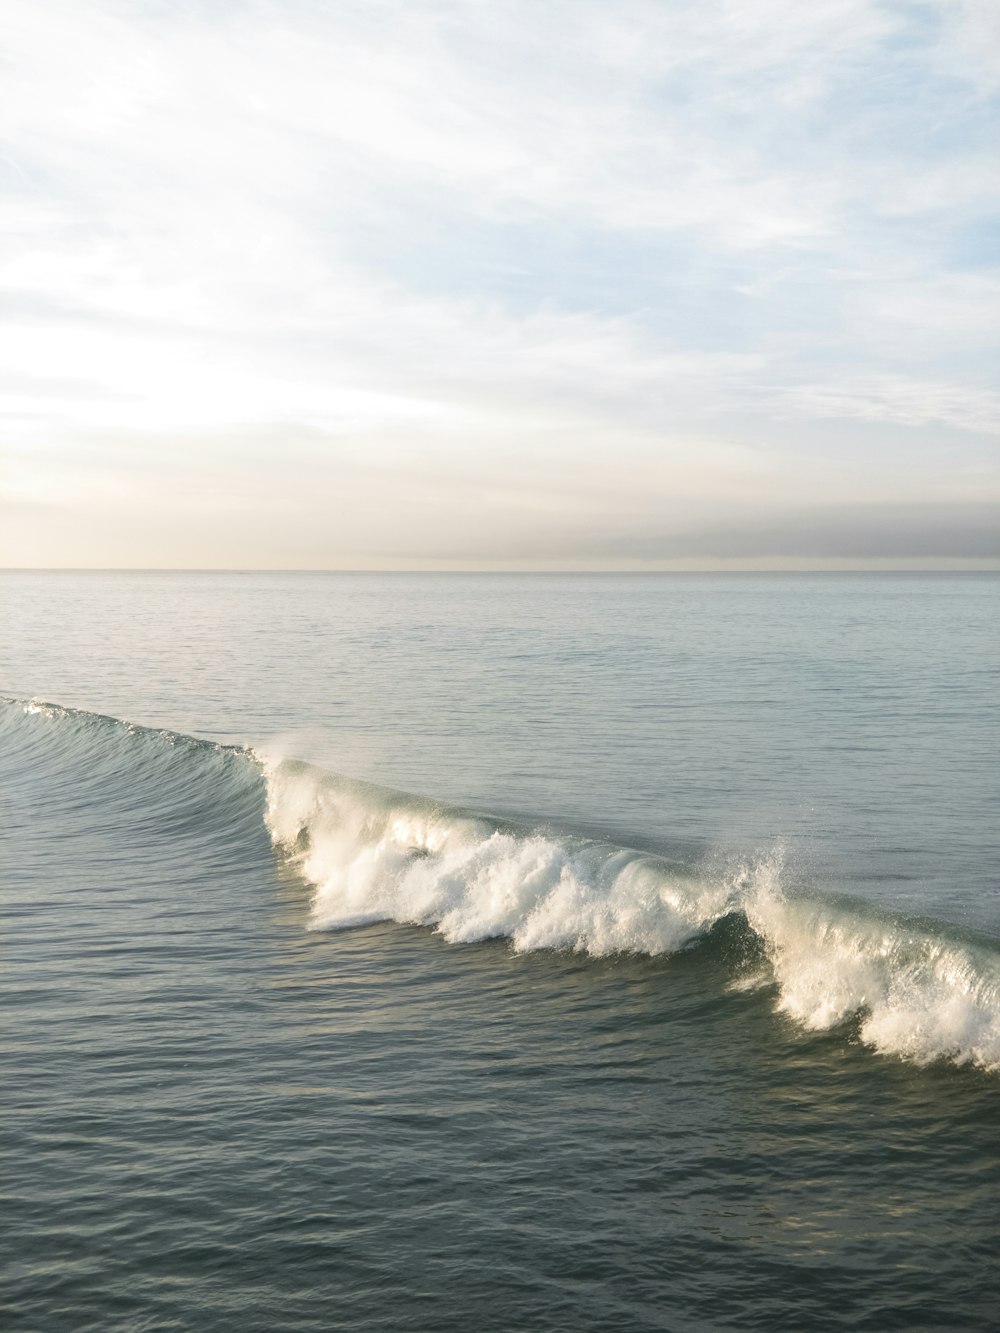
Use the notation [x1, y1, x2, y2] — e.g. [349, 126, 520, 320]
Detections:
[2, 0, 998, 569]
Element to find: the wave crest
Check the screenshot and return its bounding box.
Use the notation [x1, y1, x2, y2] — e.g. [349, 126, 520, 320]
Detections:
[748, 892, 1000, 1068]
[4, 699, 998, 1074]
[263, 755, 1000, 1072]
[262, 756, 756, 952]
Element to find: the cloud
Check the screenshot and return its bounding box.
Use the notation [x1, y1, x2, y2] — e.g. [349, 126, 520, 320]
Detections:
[772, 376, 1000, 437]
[1, 0, 997, 566]
[594, 501, 1000, 561]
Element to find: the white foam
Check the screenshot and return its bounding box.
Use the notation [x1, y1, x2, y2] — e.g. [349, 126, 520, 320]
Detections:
[749, 887, 1000, 1069]
[261, 757, 742, 954]
[262, 756, 1000, 1072]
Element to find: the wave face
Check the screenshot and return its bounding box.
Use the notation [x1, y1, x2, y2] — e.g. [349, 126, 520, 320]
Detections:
[0, 697, 269, 905]
[263, 755, 1000, 1073]
[4, 698, 999, 1073]
[3, 696, 258, 822]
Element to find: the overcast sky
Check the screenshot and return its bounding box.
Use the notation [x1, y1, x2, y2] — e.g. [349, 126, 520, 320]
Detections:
[2, 0, 998, 568]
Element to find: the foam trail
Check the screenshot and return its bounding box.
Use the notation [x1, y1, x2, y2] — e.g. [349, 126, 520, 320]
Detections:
[263, 755, 1000, 1072]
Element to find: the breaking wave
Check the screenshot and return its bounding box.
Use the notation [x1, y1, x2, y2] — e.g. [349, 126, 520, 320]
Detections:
[263, 757, 1000, 1073]
[4, 697, 999, 1073]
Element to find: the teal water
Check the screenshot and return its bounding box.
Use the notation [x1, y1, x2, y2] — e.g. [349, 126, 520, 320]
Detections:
[2, 573, 999, 1329]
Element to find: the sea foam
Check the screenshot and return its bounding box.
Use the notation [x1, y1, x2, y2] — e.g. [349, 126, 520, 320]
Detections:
[263, 754, 1000, 1072]
[5, 697, 997, 1074]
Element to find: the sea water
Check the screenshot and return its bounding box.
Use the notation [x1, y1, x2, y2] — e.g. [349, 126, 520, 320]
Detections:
[1, 572, 998, 1330]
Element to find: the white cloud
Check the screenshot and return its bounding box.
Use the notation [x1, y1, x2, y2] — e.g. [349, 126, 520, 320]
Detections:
[774, 376, 1000, 436]
[1, 0, 997, 566]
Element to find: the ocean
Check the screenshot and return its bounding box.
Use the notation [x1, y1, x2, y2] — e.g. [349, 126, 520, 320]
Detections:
[2, 571, 998, 1330]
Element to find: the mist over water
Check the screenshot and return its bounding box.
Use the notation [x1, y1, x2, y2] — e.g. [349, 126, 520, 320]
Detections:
[3, 573, 999, 1329]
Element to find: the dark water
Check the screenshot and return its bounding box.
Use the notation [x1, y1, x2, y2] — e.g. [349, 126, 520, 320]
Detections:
[2, 573, 999, 1330]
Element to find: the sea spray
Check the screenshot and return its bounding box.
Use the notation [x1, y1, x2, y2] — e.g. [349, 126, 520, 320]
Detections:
[3, 698, 998, 1073]
[261, 754, 744, 954]
[262, 752, 1000, 1071]
[747, 887, 1000, 1068]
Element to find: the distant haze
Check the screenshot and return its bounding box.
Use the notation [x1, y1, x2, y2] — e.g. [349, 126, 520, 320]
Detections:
[2, 0, 998, 569]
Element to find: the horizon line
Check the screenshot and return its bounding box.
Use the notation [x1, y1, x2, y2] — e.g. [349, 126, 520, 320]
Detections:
[3, 564, 999, 575]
